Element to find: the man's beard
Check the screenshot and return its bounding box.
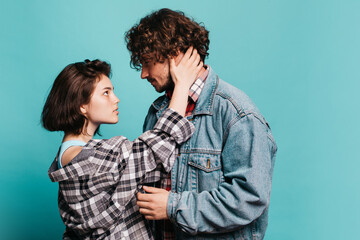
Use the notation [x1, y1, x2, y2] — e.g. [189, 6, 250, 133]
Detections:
[156, 75, 174, 93]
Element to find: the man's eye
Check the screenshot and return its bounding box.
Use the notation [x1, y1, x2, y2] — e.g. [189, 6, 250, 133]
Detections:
[142, 59, 151, 65]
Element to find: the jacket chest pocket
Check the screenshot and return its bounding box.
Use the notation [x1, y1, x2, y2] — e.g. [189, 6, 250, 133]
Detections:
[187, 153, 223, 193]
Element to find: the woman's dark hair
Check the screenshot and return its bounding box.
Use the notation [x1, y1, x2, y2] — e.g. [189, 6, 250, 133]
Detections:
[41, 59, 111, 135]
[125, 8, 210, 71]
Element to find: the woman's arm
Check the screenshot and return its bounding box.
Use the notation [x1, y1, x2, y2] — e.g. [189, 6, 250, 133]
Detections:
[123, 47, 203, 176]
[168, 46, 203, 116]
[110, 49, 202, 207]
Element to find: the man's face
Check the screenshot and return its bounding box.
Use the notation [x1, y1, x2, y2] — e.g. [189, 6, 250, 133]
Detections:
[140, 57, 174, 93]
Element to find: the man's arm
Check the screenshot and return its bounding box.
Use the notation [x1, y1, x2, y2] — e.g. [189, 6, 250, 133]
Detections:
[138, 113, 276, 234]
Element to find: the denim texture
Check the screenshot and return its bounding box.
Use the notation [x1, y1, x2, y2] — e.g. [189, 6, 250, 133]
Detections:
[143, 67, 277, 240]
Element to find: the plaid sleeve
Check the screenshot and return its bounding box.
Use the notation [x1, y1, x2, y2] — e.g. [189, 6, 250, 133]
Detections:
[115, 108, 194, 198]
[107, 109, 194, 237]
[152, 108, 195, 144]
[113, 108, 194, 200]
[138, 108, 194, 172]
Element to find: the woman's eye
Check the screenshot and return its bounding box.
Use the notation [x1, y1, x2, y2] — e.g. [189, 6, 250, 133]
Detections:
[104, 91, 109, 96]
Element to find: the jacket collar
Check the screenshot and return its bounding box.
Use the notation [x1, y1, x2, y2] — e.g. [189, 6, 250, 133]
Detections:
[192, 66, 218, 116]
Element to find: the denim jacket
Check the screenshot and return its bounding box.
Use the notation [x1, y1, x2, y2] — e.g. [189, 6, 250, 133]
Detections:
[143, 67, 277, 240]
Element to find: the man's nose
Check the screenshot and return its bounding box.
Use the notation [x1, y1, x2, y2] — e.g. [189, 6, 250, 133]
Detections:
[141, 67, 148, 79]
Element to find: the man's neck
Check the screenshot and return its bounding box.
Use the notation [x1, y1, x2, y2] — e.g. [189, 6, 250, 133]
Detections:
[165, 65, 208, 100]
[169, 66, 206, 91]
[196, 66, 206, 79]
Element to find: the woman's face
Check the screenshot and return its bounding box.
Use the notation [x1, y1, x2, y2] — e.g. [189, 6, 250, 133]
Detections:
[81, 74, 120, 128]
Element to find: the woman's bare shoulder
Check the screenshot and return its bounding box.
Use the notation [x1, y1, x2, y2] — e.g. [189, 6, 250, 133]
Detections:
[61, 146, 83, 167]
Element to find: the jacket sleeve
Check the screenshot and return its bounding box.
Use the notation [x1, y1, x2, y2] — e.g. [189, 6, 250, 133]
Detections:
[167, 114, 276, 234]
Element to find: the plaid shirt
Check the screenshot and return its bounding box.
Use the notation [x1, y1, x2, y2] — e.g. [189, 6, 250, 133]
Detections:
[48, 109, 194, 240]
[160, 67, 209, 239]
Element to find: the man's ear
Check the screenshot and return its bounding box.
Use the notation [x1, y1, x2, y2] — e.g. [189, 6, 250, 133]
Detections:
[173, 51, 185, 66]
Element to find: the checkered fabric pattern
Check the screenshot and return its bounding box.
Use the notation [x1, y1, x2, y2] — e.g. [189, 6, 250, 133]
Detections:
[188, 77, 205, 103]
[48, 108, 195, 240]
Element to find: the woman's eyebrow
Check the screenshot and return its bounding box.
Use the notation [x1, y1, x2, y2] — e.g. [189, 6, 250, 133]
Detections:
[102, 86, 114, 90]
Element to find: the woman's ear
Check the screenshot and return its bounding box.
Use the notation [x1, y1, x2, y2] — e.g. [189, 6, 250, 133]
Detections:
[80, 105, 88, 116]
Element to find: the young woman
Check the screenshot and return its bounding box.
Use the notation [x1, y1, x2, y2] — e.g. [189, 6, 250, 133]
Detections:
[42, 48, 202, 239]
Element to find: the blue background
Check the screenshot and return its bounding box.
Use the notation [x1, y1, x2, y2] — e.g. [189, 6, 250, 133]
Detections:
[1, 0, 359, 239]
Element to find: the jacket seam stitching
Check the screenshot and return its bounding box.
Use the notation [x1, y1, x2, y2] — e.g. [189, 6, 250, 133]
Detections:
[216, 92, 246, 116]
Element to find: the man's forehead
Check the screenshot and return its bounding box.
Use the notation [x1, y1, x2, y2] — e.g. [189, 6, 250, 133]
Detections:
[139, 53, 154, 63]
[141, 53, 153, 59]
[140, 52, 166, 63]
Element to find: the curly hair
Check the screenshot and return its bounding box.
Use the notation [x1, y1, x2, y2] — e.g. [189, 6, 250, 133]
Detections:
[41, 59, 111, 135]
[125, 8, 210, 70]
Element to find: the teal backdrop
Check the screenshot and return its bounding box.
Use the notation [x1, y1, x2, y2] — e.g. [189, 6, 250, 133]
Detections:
[1, 0, 359, 239]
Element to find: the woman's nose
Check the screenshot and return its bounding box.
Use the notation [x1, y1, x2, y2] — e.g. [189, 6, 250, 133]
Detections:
[114, 94, 120, 104]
